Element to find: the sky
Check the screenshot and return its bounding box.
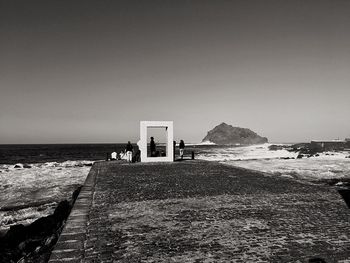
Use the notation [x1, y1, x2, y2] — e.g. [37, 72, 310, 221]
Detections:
[1, 0, 350, 144]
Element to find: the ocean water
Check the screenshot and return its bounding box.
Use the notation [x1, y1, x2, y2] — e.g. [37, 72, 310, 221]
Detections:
[1, 143, 349, 231]
[0, 143, 128, 164]
[0, 144, 128, 231]
[0, 161, 92, 231]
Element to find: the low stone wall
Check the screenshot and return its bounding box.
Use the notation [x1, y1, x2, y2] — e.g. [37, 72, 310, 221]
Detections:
[48, 162, 99, 263]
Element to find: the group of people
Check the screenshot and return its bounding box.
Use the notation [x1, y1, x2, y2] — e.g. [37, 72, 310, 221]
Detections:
[150, 137, 185, 159]
[110, 141, 139, 163]
[109, 138, 186, 163]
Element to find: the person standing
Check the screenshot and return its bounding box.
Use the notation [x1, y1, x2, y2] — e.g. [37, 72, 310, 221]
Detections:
[150, 137, 156, 157]
[179, 140, 185, 159]
[173, 140, 176, 161]
[125, 141, 133, 163]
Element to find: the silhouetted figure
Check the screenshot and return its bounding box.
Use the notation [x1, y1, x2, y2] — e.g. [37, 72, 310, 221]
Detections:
[173, 140, 176, 161]
[179, 140, 185, 159]
[150, 137, 156, 157]
[133, 149, 141, 162]
[125, 141, 133, 163]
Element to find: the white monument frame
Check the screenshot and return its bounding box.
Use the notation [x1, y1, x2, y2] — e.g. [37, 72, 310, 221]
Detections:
[137, 121, 174, 162]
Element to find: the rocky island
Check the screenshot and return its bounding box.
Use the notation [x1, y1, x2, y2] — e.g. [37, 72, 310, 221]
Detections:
[202, 122, 268, 145]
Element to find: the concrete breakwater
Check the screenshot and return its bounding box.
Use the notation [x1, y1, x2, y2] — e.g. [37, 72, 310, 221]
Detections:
[49, 160, 350, 262]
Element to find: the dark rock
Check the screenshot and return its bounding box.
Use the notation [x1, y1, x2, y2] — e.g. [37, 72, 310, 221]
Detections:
[23, 164, 32, 169]
[0, 194, 76, 262]
[3, 224, 27, 247]
[3, 184, 11, 189]
[338, 189, 350, 209]
[269, 145, 286, 151]
[18, 241, 26, 251]
[289, 143, 324, 155]
[44, 235, 57, 247]
[21, 239, 42, 254]
[53, 200, 71, 222]
[297, 154, 303, 159]
[84, 163, 93, 167]
[27, 215, 58, 237]
[72, 186, 82, 203]
[202, 122, 268, 145]
[14, 164, 23, 169]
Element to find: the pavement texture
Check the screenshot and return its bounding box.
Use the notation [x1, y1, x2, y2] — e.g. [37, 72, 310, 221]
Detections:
[49, 160, 350, 263]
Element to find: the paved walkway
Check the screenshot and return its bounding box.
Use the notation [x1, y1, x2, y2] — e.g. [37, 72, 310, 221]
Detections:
[49, 160, 350, 263]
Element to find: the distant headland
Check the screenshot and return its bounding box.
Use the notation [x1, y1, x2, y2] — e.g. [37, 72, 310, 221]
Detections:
[202, 122, 268, 145]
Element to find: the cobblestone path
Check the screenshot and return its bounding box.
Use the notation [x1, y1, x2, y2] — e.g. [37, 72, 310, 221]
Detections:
[50, 160, 350, 263]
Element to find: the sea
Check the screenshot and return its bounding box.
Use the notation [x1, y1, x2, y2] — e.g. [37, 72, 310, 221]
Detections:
[1, 143, 350, 232]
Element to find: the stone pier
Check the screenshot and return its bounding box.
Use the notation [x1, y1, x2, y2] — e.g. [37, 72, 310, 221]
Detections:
[49, 160, 350, 262]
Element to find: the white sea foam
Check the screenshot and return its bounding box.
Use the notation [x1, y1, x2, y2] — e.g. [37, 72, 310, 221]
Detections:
[195, 141, 216, 146]
[197, 143, 297, 161]
[181, 141, 216, 146]
[197, 143, 350, 181]
[0, 160, 93, 231]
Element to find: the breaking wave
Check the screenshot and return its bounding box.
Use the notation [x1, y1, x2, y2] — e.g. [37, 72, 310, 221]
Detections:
[197, 143, 350, 181]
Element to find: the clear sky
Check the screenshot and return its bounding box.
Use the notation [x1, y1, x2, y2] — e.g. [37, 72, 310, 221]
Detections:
[1, 0, 350, 144]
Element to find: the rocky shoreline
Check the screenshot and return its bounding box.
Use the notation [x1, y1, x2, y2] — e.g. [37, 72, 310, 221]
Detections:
[0, 186, 82, 263]
[269, 143, 350, 159]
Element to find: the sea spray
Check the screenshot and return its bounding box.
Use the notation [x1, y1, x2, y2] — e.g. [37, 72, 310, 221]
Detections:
[196, 143, 350, 181]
